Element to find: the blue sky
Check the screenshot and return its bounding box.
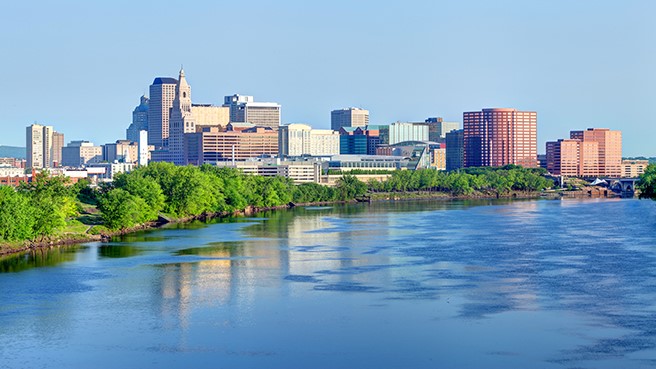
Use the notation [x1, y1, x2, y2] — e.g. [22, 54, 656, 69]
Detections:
[1, 0, 654, 156]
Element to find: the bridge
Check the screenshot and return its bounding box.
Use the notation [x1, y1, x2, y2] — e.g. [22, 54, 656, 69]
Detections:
[595, 178, 640, 198]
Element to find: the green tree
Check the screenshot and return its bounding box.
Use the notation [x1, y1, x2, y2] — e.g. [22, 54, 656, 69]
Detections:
[0, 186, 35, 241]
[638, 164, 656, 199]
[98, 188, 153, 230]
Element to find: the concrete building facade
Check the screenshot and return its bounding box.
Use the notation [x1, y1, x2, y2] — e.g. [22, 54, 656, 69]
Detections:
[621, 159, 649, 178]
[186, 126, 278, 165]
[224, 94, 281, 129]
[463, 108, 537, 168]
[278, 124, 339, 157]
[103, 140, 139, 164]
[192, 104, 230, 130]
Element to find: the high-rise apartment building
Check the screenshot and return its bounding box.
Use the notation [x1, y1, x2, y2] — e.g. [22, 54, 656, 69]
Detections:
[126, 95, 149, 143]
[26, 123, 55, 169]
[52, 131, 64, 167]
[224, 94, 281, 129]
[331, 108, 369, 131]
[463, 108, 537, 168]
[148, 77, 177, 148]
[168, 69, 196, 166]
[570, 128, 622, 177]
[445, 129, 464, 171]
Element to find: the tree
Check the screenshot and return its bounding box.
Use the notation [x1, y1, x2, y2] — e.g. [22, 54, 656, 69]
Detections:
[98, 188, 153, 230]
[0, 186, 34, 241]
[638, 164, 656, 199]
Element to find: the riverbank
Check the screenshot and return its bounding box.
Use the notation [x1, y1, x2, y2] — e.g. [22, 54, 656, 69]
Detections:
[0, 189, 618, 258]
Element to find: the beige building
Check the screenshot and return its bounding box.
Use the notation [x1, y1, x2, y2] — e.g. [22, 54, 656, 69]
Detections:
[331, 108, 369, 131]
[278, 123, 340, 157]
[192, 104, 230, 130]
[432, 148, 446, 170]
[570, 128, 622, 177]
[103, 140, 139, 163]
[52, 131, 64, 167]
[61, 141, 102, 167]
[621, 159, 649, 178]
[168, 69, 197, 166]
[216, 158, 323, 184]
[546, 139, 599, 177]
[26, 123, 55, 169]
[224, 94, 281, 129]
[186, 126, 278, 165]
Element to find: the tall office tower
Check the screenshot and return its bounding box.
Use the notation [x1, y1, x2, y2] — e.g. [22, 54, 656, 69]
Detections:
[463, 108, 537, 168]
[224, 94, 281, 129]
[445, 129, 464, 171]
[26, 123, 54, 169]
[425, 118, 459, 141]
[168, 69, 196, 165]
[569, 128, 622, 177]
[331, 108, 369, 131]
[148, 77, 177, 148]
[126, 95, 149, 142]
[52, 131, 64, 167]
[388, 122, 429, 145]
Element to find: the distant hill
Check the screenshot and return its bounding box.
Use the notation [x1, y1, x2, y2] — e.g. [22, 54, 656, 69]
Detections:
[624, 157, 656, 164]
[0, 146, 26, 159]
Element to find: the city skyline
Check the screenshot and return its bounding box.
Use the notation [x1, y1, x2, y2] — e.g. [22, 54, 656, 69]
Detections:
[1, 1, 654, 156]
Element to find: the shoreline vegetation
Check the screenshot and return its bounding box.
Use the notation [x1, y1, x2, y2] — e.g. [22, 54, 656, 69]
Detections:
[2, 162, 653, 258]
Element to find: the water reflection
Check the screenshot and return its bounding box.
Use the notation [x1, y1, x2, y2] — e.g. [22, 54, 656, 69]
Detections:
[0, 245, 85, 273]
[2, 199, 656, 368]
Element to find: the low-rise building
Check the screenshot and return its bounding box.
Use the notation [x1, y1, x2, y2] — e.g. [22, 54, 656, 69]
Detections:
[621, 159, 649, 178]
[61, 141, 102, 167]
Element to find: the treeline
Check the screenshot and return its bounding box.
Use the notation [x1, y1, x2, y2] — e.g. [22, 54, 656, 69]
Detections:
[0, 163, 554, 242]
[0, 174, 84, 242]
[366, 165, 553, 195]
[96, 162, 368, 230]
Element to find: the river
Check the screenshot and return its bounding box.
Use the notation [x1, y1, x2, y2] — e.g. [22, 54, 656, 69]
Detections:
[1, 198, 655, 369]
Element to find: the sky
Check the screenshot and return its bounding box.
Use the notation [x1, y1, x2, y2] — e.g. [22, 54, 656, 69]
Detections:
[1, 0, 654, 156]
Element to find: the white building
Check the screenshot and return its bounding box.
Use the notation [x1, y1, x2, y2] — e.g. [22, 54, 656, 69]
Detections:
[279, 124, 340, 157]
[389, 122, 429, 145]
[26, 123, 54, 169]
[138, 130, 149, 166]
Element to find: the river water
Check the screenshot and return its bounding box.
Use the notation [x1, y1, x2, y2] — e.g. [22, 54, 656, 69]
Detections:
[1, 198, 656, 369]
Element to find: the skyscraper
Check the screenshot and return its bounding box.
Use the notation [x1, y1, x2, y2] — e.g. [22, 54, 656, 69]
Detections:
[26, 123, 54, 169]
[126, 95, 149, 143]
[463, 108, 537, 168]
[148, 77, 177, 148]
[445, 129, 464, 171]
[168, 69, 196, 166]
[331, 108, 369, 131]
[52, 131, 64, 167]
